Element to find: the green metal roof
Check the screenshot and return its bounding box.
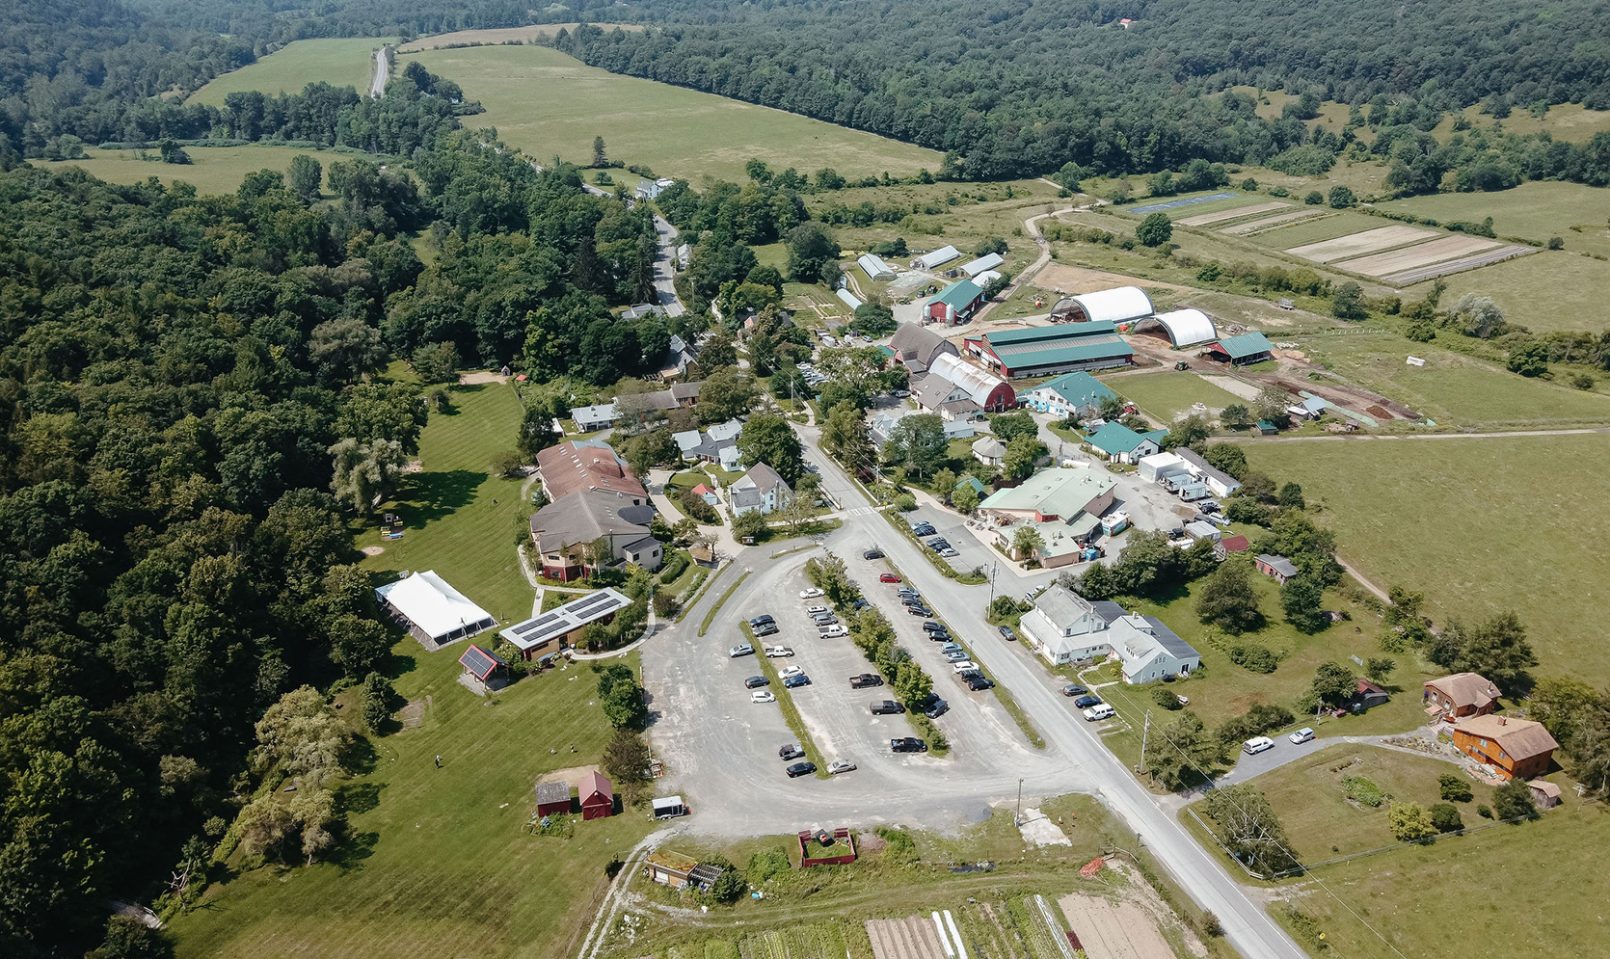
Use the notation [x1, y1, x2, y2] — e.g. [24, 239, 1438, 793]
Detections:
[984, 322, 1119, 346]
[992, 335, 1133, 370]
[978, 467, 1114, 518]
[1033, 371, 1117, 407]
[1085, 421, 1160, 455]
[929, 279, 983, 310]
[955, 475, 986, 495]
[874, 344, 896, 358]
[1215, 331, 1274, 360]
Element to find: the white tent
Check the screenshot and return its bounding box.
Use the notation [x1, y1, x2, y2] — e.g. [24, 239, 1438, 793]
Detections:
[836, 288, 864, 310]
[857, 253, 895, 279]
[375, 571, 496, 644]
[960, 252, 1004, 277]
[912, 245, 961, 270]
[1145, 308, 1217, 347]
[1055, 286, 1155, 324]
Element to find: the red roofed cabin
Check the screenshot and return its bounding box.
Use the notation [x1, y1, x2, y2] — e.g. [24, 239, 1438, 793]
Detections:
[580, 771, 615, 820]
[1450, 715, 1558, 781]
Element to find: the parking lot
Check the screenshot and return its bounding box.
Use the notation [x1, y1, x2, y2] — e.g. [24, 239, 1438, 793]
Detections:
[899, 505, 998, 578]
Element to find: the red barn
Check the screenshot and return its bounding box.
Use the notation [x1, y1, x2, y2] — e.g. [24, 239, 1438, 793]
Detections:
[580, 771, 615, 820]
[534, 780, 570, 817]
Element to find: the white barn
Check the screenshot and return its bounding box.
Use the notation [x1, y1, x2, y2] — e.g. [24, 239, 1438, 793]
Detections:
[960, 252, 1004, 277]
[857, 253, 896, 280]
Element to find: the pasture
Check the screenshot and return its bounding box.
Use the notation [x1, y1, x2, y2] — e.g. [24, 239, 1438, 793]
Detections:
[1249, 432, 1610, 686]
[406, 45, 940, 182]
[1380, 181, 1610, 260]
[398, 23, 641, 52]
[57, 144, 349, 194]
[1433, 101, 1610, 144]
[189, 37, 390, 104]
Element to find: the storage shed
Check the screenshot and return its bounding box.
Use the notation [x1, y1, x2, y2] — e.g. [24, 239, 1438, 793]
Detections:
[912, 245, 961, 270]
[534, 780, 571, 817]
[1206, 332, 1274, 365]
[580, 771, 615, 820]
[1132, 308, 1217, 347]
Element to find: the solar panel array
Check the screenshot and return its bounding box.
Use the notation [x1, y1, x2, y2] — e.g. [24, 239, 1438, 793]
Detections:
[500, 588, 631, 650]
[458, 644, 499, 678]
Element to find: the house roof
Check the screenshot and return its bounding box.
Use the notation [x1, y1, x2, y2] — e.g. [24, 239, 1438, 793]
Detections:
[929, 353, 1008, 407]
[647, 849, 699, 874]
[1033, 371, 1117, 409]
[537, 439, 645, 500]
[1454, 714, 1559, 761]
[971, 436, 1006, 458]
[1056, 286, 1155, 324]
[983, 322, 1119, 346]
[458, 644, 503, 681]
[1530, 780, 1562, 799]
[500, 588, 632, 652]
[1427, 673, 1502, 711]
[534, 781, 570, 805]
[1256, 554, 1300, 577]
[956, 475, 986, 494]
[929, 279, 985, 312]
[1090, 600, 1128, 625]
[581, 770, 614, 803]
[570, 402, 618, 426]
[986, 331, 1133, 371]
[1214, 331, 1275, 360]
[960, 252, 1004, 276]
[1217, 534, 1251, 552]
[736, 463, 789, 495]
[1085, 421, 1158, 455]
[529, 489, 654, 550]
[1146, 308, 1218, 347]
[1033, 585, 1100, 626]
[1175, 448, 1241, 490]
[888, 323, 957, 371]
[375, 571, 494, 641]
[978, 467, 1115, 519]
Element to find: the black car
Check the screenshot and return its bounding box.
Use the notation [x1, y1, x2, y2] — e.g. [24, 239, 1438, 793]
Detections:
[870, 700, 905, 715]
[850, 673, 884, 689]
[782, 673, 810, 689]
[901, 596, 926, 609]
[921, 619, 946, 631]
[1074, 694, 1102, 709]
[997, 625, 1016, 641]
[904, 606, 931, 618]
[778, 743, 804, 760]
[850, 598, 871, 611]
[965, 674, 995, 692]
[923, 697, 950, 719]
[744, 675, 769, 689]
[912, 523, 936, 536]
[1061, 684, 1087, 697]
[890, 737, 928, 753]
[862, 548, 884, 560]
[785, 761, 817, 778]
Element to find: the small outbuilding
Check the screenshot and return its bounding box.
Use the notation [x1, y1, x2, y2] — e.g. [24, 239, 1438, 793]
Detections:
[579, 771, 615, 820]
[1084, 421, 1166, 464]
[651, 795, 689, 820]
[1255, 554, 1299, 584]
[1214, 534, 1251, 560]
[1206, 332, 1275, 365]
[534, 780, 571, 817]
[457, 643, 507, 690]
[1529, 780, 1562, 809]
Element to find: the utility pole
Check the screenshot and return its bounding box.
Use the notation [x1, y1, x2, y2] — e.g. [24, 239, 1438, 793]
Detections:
[1015, 777, 1024, 826]
[1140, 709, 1151, 770]
[987, 561, 999, 605]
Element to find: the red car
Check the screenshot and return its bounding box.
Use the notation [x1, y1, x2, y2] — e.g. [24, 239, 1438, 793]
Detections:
[879, 572, 901, 583]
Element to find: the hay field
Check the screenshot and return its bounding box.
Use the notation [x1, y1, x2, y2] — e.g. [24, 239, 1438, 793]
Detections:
[1330, 234, 1498, 275]
[1287, 225, 1437, 263]
[189, 37, 390, 104]
[398, 23, 642, 52]
[56, 144, 343, 194]
[1379, 181, 1610, 259]
[406, 44, 940, 182]
[1176, 200, 1289, 227]
[1220, 208, 1329, 236]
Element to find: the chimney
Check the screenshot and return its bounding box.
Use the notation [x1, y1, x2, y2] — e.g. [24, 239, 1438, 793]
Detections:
[1498, 717, 1506, 726]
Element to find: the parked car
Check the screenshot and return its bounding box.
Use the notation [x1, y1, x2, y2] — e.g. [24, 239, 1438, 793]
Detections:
[765, 645, 794, 657]
[939, 548, 959, 558]
[939, 642, 963, 654]
[805, 605, 829, 615]
[912, 523, 936, 536]
[1243, 736, 1275, 755]
[870, 700, 905, 715]
[944, 649, 970, 663]
[785, 761, 816, 778]
[1289, 728, 1316, 745]
[729, 642, 754, 658]
[951, 660, 977, 673]
[747, 615, 775, 628]
[850, 598, 870, 610]
[744, 675, 769, 689]
[1197, 500, 1220, 515]
[818, 625, 848, 638]
[799, 587, 824, 599]
[849, 673, 883, 689]
[1061, 684, 1087, 697]
[904, 606, 931, 618]
[890, 737, 928, 753]
[997, 625, 1016, 641]
[752, 690, 777, 704]
[827, 759, 857, 775]
[879, 572, 902, 583]
[783, 673, 811, 689]
[1073, 694, 1101, 709]
[964, 673, 995, 692]
[862, 549, 884, 560]
[1083, 704, 1114, 721]
[892, 389, 910, 398]
[779, 665, 803, 679]
[753, 623, 780, 637]
[923, 698, 950, 719]
[778, 743, 804, 760]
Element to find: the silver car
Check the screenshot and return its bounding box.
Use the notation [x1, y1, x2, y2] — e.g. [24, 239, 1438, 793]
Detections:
[827, 759, 857, 775]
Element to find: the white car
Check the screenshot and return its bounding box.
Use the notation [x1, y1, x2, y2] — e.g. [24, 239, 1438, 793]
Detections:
[827, 759, 857, 775]
[1243, 736, 1275, 755]
[805, 605, 829, 615]
[751, 690, 777, 704]
[779, 665, 804, 679]
[1289, 727, 1316, 745]
[799, 587, 824, 599]
[766, 645, 795, 658]
[1083, 704, 1115, 721]
[951, 661, 977, 673]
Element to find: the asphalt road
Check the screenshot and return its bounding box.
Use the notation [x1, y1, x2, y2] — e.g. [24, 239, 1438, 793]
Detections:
[651, 214, 686, 317]
[370, 46, 389, 99]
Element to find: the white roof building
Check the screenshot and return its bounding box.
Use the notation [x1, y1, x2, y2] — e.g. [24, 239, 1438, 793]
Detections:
[1018, 586, 1200, 683]
[376, 571, 496, 646]
[857, 253, 895, 279]
[971, 269, 1003, 288]
[1137, 451, 1192, 484]
[960, 252, 1005, 277]
[912, 245, 961, 270]
[1174, 448, 1243, 498]
[928, 353, 1010, 409]
[1053, 286, 1155, 324]
[836, 288, 864, 311]
[1143, 308, 1218, 347]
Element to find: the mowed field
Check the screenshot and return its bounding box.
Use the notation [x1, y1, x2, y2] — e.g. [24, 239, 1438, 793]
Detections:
[56, 144, 345, 194]
[1249, 433, 1610, 685]
[405, 45, 941, 182]
[189, 37, 391, 104]
[1106, 370, 1247, 422]
[398, 23, 641, 52]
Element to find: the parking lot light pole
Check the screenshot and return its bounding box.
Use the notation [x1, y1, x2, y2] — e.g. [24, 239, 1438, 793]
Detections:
[1015, 777, 1024, 826]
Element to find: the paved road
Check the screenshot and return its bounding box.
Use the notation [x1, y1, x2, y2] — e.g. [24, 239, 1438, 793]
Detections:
[650, 214, 686, 317]
[370, 46, 390, 98]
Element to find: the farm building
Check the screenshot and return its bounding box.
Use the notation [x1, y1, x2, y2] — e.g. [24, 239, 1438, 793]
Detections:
[1021, 371, 1118, 418]
[536, 439, 647, 502]
[964, 323, 1134, 378]
[569, 401, 618, 433]
[1049, 286, 1154, 325]
[1019, 587, 1200, 682]
[1350, 679, 1391, 712]
[857, 253, 896, 279]
[971, 436, 1006, 467]
[580, 771, 615, 820]
[730, 463, 793, 517]
[1206, 331, 1275, 365]
[1529, 781, 1562, 809]
[972, 269, 1003, 288]
[651, 796, 689, 820]
[499, 588, 632, 662]
[911, 245, 961, 270]
[1137, 451, 1191, 484]
[887, 323, 959, 373]
[978, 467, 1115, 525]
[913, 353, 1017, 415]
[1131, 308, 1217, 348]
[835, 288, 864, 311]
[1213, 534, 1251, 560]
[375, 571, 496, 648]
[1174, 449, 1243, 497]
[529, 489, 661, 581]
[1084, 421, 1167, 464]
[643, 850, 723, 890]
[1287, 395, 1329, 420]
[458, 644, 507, 689]
[1450, 715, 1558, 781]
[534, 780, 571, 817]
[1424, 673, 1502, 720]
[1254, 554, 1299, 584]
[924, 279, 987, 325]
[960, 252, 1004, 277]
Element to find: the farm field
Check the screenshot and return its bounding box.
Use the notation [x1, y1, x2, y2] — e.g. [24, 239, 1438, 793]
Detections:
[1249, 432, 1610, 686]
[1378, 181, 1610, 257]
[1106, 370, 1247, 422]
[56, 144, 347, 194]
[1291, 329, 1610, 427]
[406, 45, 940, 182]
[398, 23, 641, 52]
[188, 37, 390, 104]
[1411, 248, 1610, 334]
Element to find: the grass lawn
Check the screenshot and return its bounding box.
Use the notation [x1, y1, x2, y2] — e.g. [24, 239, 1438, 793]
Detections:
[1249, 432, 1610, 686]
[1291, 328, 1610, 427]
[189, 37, 391, 104]
[1106, 371, 1246, 422]
[56, 144, 356, 194]
[358, 382, 535, 623]
[405, 45, 940, 183]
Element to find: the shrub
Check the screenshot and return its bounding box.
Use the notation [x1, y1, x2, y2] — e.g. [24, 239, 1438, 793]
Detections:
[1227, 642, 1279, 673]
[1429, 802, 1464, 833]
[492, 450, 526, 478]
[1388, 802, 1437, 843]
[893, 493, 917, 511]
[1304, 190, 1324, 205]
[1493, 780, 1538, 821]
[1438, 772, 1474, 803]
[658, 551, 689, 583]
[1547, 236, 1564, 250]
[1571, 372, 1595, 390]
[1136, 212, 1173, 247]
[1476, 804, 1493, 819]
[1342, 775, 1387, 807]
[1152, 685, 1184, 710]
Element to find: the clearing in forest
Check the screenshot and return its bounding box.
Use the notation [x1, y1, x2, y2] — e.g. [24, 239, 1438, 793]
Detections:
[188, 37, 392, 104]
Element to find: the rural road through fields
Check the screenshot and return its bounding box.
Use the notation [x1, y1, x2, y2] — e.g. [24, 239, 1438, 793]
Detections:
[370, 46, 389, 98]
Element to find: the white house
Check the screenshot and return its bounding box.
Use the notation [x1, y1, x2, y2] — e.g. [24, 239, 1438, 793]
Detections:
[1018, 586, 1200, 683]
[730, 464, 793, 516]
